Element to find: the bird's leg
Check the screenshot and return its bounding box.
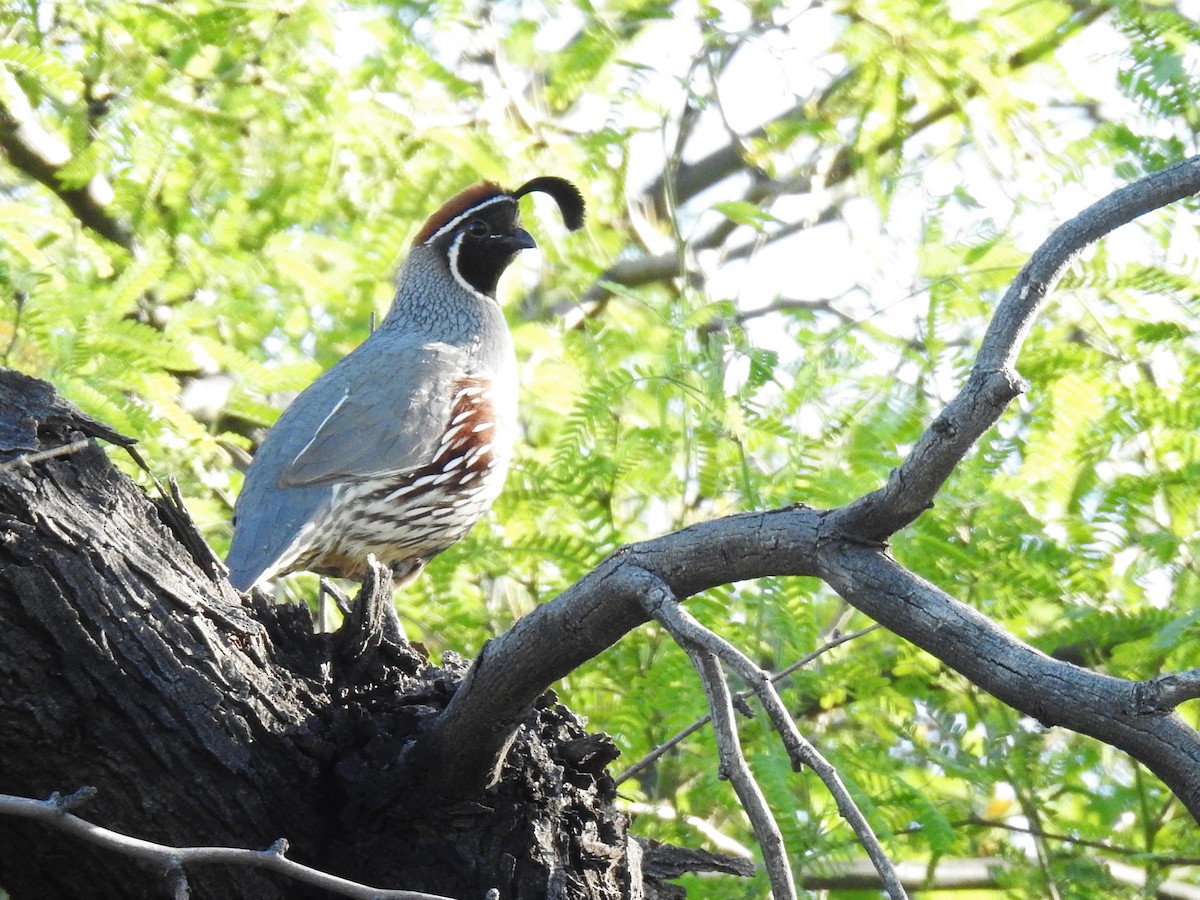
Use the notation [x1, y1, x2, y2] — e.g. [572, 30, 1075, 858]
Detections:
[390, 559, 428, 592]
[348, 557, 406, 645]
[366, 559, 427, 644]
[319, 577, 355, 633]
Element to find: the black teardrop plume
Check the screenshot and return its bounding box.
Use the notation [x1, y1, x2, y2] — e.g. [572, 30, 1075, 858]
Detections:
[513, 177, 586, 232]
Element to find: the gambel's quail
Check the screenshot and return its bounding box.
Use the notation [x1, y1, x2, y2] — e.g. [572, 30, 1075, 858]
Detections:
[226, 176, 585, 592]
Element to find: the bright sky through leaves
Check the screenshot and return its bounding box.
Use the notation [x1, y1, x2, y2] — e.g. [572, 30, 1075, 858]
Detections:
[2, 0, 1200, 894]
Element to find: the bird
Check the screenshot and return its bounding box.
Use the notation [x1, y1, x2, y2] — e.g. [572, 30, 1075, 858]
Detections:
[225, 176, 585, 593]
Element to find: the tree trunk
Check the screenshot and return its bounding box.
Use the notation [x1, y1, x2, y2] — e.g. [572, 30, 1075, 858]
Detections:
[0, 367, 648, 899]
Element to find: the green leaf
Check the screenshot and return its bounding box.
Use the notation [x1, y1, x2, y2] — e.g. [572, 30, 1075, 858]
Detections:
[711, 201, 781, 232]
[0, 43, 83, 96]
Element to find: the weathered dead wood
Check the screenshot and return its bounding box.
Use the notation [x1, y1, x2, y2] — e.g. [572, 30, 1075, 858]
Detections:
[0, 367, 651, 899]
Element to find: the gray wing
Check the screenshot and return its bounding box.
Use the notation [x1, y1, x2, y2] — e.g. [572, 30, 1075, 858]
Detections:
[279, 341, 468, 486]
[225, 340, 467, 590]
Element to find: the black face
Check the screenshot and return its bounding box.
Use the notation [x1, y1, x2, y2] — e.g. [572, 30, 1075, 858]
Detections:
[439, 200, 536, 298]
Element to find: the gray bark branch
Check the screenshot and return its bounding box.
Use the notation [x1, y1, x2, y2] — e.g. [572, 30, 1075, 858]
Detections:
[648, 589, 906, 900]
[645, 586, 801, 900]
[0, 86, 134, 251]
[833, 154, 1200, 540]
[414, 154, 1200, 821]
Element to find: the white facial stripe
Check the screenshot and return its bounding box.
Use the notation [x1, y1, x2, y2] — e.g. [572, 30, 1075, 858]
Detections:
[423, 194, 514, 244]
[446, 232, 495, 302]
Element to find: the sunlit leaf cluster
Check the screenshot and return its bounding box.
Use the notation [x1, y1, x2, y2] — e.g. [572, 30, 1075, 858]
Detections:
[2, 0, 1200, 894]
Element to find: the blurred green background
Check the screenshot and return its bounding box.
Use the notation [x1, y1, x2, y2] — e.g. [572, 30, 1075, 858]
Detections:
[2, 0, 1200, 894]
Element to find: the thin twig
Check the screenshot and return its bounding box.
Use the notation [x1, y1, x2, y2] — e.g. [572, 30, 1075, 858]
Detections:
[648, 591, 910, 900]
[0, 438, 91, 473]
[676, 636, 798, 900]
[735, 296, 858, 327]
[615, 624, 880, 785]
[950, 815, 1200, 866]
[0, 789, 454, 900]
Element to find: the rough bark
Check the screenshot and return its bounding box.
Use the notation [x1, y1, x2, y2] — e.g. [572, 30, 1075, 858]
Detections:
[0, 367, 650, 900]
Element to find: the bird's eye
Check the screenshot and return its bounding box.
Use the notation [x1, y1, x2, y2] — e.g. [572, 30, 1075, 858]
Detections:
[467, 219, 489, 237]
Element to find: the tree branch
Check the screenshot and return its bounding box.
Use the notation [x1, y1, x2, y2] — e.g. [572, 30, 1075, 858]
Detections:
[1134, 669, 1200, 713]
[672, 633, 796, 900]
[832, 153, 1200, 540]
[584, 1, 1115, 303]
[0, 75, 134, 251]
[647, 588, 907, 900]
[566, 193, 839, 324]
[401, 508, 825, 801]
[614, 624, 880, 786]
[815, 545, 1200, 818]
[950, 814, 1200, 865]
[408, 157, 1200, 824]
[0, 790, 452, 900]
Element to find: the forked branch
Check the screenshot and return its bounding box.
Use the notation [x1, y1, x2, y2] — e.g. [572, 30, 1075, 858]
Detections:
[644, 585, 798, 900]
[614, 623, 880, 786]
[646, 585, 908, 900]
[411, 154, 1200, 825]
